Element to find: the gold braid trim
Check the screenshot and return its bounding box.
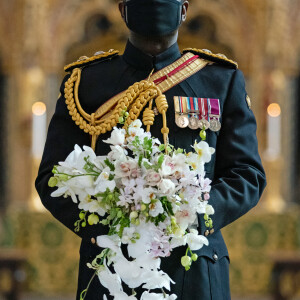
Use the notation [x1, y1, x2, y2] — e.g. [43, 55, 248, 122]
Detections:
[182, 48, 238, 69]
[64, 68, 169, 151]
[64, 49, 119, 72]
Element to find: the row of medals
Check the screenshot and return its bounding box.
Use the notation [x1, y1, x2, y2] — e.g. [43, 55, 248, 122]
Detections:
[175, 112, 221, 131]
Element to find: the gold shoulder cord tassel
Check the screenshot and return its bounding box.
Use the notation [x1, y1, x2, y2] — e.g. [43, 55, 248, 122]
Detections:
[64, 68, 169, 152]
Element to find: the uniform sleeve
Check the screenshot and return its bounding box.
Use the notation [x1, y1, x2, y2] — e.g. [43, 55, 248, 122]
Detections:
[35, 75, 106, 240]
[198, 69, 267, 236]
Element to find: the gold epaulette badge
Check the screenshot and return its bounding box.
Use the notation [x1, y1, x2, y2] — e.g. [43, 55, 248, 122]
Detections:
[64, 49, 119, 72]
[182, 48, 238, 69]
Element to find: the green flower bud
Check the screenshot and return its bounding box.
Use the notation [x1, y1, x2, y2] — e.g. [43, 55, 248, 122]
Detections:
[101, 219, 109, 225]
[134, 233, 140, 239]
[181, 255, 192, 267]
[79, 212, 85, 220]
[119, 116, 124, 123]
[191, 253, 198, 261]
[59, 174, 69, 181]
[124, 112, 129, 117]
[107, 194, 113, 201]
[171, 216, 177, 226]
[130, 211, 138, 219]
[88, 214, 99, 226]
[135, 219, 140, 226]
[48, 177, 58, 187]
[81, 221, 86, 227]
[141, 204, 147, 211]
[200, 130, 206, 140]
[203, 214, 208, 221]
[208, 219, 213, 228]
[185, 266, 190, 271]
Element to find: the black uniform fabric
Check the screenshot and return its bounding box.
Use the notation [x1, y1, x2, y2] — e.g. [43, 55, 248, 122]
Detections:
[35, 40, 267, 299]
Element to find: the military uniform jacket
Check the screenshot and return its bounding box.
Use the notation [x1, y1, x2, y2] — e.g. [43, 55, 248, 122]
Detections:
[35, 40, 267, 300]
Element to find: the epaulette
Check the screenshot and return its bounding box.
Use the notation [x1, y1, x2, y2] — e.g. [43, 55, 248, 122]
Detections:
[182, 48, 238, 69]
[64, 49, 119, 72]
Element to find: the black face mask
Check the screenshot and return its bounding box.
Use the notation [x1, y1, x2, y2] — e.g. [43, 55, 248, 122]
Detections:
[124, 0, 183, 36]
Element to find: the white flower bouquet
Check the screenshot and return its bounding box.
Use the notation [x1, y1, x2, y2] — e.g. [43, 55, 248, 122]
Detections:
[48, 119, 215, 300]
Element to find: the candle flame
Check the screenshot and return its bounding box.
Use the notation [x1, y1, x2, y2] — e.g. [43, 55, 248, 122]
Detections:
[267, 103, 281, 117]
[32, 101, 46, 116]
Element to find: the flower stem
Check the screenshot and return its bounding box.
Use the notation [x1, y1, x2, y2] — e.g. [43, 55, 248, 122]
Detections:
[80, 271, 97, 300]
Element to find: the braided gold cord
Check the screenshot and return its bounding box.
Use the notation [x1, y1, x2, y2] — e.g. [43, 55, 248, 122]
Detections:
[64, 68, 170, 151]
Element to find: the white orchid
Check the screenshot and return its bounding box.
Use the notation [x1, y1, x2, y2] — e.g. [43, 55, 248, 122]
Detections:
[108, 145, 128, 161]
[78, 196, 106, 216]
[192, 140, 215, 163]
[149, 200, 164, 217]
[141, 291, 177, 300]
[158, 179, 176, 195]
[103, 127, 126, 145]
[94, 167, 116, 193]
[97, 262, 123, 295]
[186, 229, 209, 251]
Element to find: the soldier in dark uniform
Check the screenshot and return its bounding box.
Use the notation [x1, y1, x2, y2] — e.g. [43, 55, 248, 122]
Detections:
[35, 0, 267, 299]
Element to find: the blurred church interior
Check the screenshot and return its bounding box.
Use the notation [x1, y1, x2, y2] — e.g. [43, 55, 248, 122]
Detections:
[0, 0, 299, 299]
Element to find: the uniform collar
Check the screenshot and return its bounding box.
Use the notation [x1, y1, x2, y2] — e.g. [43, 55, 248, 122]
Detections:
[122, 39, 182, 71]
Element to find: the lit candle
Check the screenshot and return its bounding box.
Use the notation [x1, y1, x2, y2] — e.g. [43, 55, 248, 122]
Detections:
[32, 101, 47, 159]
[266, 103, 281, 159]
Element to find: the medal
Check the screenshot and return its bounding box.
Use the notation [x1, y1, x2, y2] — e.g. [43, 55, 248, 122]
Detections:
[187, 97, 200, 129]
[198, 98, 210, 129]
[174, 96, 189, 128]
[175, 114, 189, 128]
[198, 118, 210, 130]
[209, 118, 221, 131]
[188, 114, 199, 129]
[208, 99, 221, 132]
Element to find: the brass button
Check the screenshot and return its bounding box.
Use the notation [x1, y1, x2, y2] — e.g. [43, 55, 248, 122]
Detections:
[204, 230, 210, 237]
[91, 237, 96, 244]
[213, 254, 218, 261]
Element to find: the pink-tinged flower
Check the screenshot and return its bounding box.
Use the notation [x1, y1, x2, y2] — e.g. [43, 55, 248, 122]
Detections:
[114, 160, 138, 178]
[203, 193, 210, 201]
[145, 171, 161, 186]
[150, 234, 171, 258]
[175, 205, 197, 230]
[199, 176, 212, 193]
[117, 188, 133, 208]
